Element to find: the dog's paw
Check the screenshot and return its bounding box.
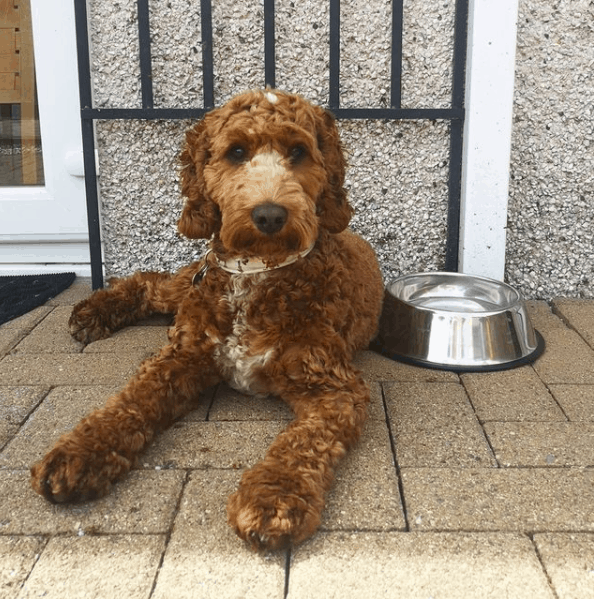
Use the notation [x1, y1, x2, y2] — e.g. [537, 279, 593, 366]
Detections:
[31, 442, 131, 504]
[69, 297, 117, 344]
[227, 465, 324, 551]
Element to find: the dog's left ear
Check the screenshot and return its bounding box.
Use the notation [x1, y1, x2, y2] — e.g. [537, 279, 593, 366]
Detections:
[313, 106, 353, 233]
[178, 118, 221, 239]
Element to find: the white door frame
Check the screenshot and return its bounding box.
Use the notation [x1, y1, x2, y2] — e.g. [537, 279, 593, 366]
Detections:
[0, 0, 90, 275]
[458, 0, 519, 280]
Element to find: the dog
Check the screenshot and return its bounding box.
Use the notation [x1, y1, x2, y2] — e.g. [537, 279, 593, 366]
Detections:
[30, 89, 384, 551]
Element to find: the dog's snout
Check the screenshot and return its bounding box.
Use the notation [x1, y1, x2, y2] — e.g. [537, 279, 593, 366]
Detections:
[251, 203, 288, 235]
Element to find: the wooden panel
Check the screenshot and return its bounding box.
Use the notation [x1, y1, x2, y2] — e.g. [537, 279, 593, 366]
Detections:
[0, 71, 16, 90]
[0, 53, 19, 72]
[0, 0, 20, 28]
[0, 89, 18, 101]
[0, 29, 15, 54]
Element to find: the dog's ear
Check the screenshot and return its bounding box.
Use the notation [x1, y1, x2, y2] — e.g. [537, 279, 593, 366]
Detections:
[178, 119, 221, 239]
[314, 107, 353, 233]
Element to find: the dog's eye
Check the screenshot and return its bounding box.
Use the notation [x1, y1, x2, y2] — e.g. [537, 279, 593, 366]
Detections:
[289, 145, 307, 164]
[226, 145, 247, 163]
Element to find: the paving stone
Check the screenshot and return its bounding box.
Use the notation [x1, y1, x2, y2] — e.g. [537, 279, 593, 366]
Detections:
[534, 533, 594, 599]
[0, 306, 52, 331]
[402, 468, 594, 532]
[46, 278, 92, 306]
[140, 421, 285, 470]
[0, 535, 47, 599]
[461, 367, 566, 422]
[553, 299, 594, 350]
[0, 469, 184, 535]
[144, 419, 402, 533]
[0, 386, 49, 450]
[83, 325, 170, 353]
[3, 293, 594, 597]
[174, 384, 216, 421]
[288, 532, 554, 599]
[528, 303, 594, 384]
[11, 306, 83, 354]
[206, 381, 386, 422]
[338, 417, 395, 477]
[549, 384, 594, 421]
[143, 413, 393, 472]
[208, 383, 294, 421]
[152, 470, 286, 599]
[322, 417, 405, 531]
[0, 328, 25, 358]
[366, 382, 387, 421]
[484, 422, 594, 467]
[384, 382, 496, 467]
[532, 329, 594, 384]
[0, 352, 149, 386]
[0, 386, 118, 469]
[354, 350, 459, 382]
[527, 302, 569, 332]
[19, 534, 166, 599]
[322, 465, 404, 532]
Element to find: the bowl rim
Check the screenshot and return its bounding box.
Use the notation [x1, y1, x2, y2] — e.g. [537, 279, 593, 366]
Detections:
[386, 271, 523, 316]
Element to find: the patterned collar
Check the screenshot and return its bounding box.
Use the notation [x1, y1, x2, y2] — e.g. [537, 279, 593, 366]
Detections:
[192, 243, 315, 285]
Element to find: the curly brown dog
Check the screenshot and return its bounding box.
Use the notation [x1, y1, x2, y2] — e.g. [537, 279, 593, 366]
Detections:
[30, 89, 384, 551]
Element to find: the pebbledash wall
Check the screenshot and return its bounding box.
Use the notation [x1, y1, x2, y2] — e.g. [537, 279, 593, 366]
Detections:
[506, 1, 593, 298]
[88, 0, 593, 299]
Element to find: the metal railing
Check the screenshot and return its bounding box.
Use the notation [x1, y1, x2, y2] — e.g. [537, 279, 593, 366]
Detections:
[74, 0, 468, 288]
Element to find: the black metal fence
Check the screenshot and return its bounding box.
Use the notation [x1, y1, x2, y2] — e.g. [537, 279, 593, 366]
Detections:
[74, 0, 469, 289]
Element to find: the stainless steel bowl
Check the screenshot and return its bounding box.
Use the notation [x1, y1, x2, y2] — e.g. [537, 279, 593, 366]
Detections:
[373, 272, 545, 372]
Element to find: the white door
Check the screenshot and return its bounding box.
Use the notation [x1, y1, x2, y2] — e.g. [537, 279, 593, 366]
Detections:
[0, 0, 90, 275]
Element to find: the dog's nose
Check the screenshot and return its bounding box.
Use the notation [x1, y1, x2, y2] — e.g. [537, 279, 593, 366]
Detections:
[251, 203, 288, 235]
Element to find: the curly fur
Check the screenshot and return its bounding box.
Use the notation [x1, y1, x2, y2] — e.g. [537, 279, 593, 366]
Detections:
[30, 89, 384, 551]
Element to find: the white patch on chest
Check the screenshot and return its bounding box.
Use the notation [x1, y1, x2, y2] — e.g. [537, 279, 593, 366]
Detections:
[214, 273, 274, 395]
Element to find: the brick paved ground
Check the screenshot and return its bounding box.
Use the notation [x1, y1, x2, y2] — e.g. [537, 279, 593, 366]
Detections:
[1, 279, 593, 598]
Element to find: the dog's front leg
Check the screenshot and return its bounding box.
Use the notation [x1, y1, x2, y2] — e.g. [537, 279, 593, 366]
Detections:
[227, 362, 369, 551]
[31, 342, 219, 503]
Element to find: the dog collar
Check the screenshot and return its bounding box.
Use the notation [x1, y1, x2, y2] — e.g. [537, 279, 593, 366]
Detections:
[214, 243, 315, 274]
[192, 243, 315, 286]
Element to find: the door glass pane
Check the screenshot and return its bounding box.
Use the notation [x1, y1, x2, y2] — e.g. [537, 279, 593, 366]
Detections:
[0, 0, 44, 186]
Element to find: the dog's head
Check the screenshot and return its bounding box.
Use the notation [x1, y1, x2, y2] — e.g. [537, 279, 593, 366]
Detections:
[178, 89, 352, 260]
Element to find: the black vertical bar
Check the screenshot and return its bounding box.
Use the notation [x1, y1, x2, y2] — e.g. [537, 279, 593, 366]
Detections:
[80, 119, 104, 289]
[444, 120, 463, 271]
[137, 0, 154, 109]
[451, 0, 469, 110]
[74, 0, 93, 111]
[264, 0, 275, 88]
[201, 0, 214, 108]
[444, 0, 469, 272]
[329, 0, 340, 109]
[390, 0, 404, 108]
[74, 0, 104, 289]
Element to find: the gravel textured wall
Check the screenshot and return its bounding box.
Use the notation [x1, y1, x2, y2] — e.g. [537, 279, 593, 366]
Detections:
[506, 0, 594, 299]
[90, 0, 454, 284]
[89, 0, 593, 299]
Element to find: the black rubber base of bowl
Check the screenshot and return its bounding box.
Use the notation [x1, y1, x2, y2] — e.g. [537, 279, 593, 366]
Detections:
[369, 330, 546, 373]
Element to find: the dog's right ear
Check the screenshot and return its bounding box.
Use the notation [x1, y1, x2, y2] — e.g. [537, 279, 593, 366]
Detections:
[178, 119, 221, 239]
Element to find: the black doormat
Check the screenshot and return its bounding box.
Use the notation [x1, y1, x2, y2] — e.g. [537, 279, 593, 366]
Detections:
[0, 272, 76, 326]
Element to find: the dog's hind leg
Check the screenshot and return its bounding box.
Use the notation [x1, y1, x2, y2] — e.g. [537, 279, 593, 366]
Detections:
[30, 334, 220, 503]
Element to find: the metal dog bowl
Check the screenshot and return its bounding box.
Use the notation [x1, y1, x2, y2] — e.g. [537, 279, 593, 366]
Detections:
[373, 272, 545, 372]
